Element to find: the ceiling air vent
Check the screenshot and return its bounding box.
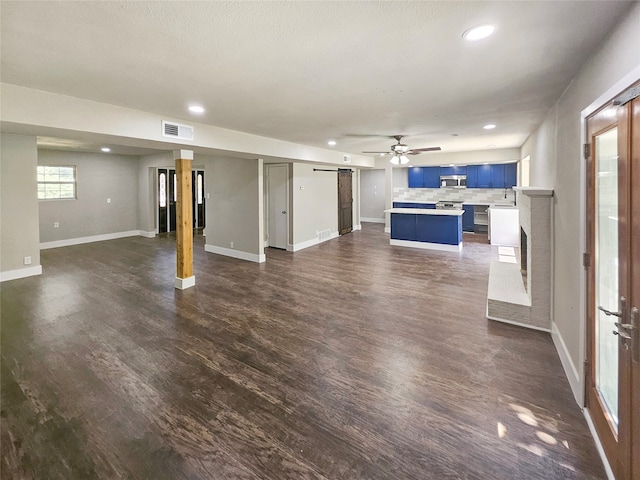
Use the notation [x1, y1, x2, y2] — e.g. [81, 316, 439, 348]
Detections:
[162, 121, 194, 141]
[343, 155, 351, 163]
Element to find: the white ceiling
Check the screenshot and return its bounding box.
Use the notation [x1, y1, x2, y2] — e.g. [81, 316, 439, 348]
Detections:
[0, 1, 633, 157]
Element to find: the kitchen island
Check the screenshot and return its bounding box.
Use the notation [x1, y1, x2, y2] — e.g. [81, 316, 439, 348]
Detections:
[385, 208, 464, 252]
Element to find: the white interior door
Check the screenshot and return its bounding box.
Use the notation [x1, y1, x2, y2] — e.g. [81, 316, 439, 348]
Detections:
[267, 164, 288, 249]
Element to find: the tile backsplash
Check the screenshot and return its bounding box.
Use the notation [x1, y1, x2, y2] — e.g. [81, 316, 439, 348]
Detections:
[394, 187, 516, 205]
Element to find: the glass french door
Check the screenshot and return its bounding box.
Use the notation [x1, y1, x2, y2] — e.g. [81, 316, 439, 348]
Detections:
[586, 82, 639, 480]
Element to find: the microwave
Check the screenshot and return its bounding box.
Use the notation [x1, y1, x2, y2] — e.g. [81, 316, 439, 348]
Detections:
[440, 175, 467, 188]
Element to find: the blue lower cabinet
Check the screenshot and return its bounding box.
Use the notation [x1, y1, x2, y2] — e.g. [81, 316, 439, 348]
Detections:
[415, 215, 461, 245]
[393, 202, 417, 208]
[390, 214, 417, 241]
[462, 206, 474, 232]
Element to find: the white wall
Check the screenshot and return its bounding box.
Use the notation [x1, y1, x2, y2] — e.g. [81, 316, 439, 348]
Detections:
[392, 168, 408, 189]
[522, 2, 640, 403]
[38, 149, 138, 242]
[137, 152, 173, 233]
[1, 83, 374, 169]
[291, 163, 338, 248]
[202, 156, 263, 261]
[0, 133, 41, 280]
[360, 169, 386, 222]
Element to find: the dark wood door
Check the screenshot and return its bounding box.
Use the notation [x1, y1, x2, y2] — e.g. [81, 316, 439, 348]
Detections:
[338, 169, 353, 235]
[585, 82, 640, 480]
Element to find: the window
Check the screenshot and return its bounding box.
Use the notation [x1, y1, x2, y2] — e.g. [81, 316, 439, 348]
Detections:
[37, 166, 76, 199]
[159, 172, 167, 207]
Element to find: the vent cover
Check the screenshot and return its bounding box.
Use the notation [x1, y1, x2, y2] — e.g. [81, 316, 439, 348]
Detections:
[162, 121, 194, 141]
[343, 155, 351, 163]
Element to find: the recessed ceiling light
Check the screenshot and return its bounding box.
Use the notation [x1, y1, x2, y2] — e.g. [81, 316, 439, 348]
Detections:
[327, 140, 337, 146]
[483, 162, 490, 165]
[483, 124, 496, 130]
[188, 105, 205, 114]
[379, 153, 386, 156]
[463, 24, 495, 41]
[487, 144, 496, 148]
[101, 147, 111, 152]
[449, 164, 455, 166]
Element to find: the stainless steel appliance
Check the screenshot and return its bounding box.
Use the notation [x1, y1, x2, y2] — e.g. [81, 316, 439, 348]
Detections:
[435, 201, 463, 210]
[439, 175, 467, 188]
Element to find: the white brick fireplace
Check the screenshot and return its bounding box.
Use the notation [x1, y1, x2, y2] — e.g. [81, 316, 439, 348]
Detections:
[486, 187, 554, 331]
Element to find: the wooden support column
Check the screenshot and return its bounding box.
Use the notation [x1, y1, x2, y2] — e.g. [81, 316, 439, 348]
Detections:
[174, 149, 195, 290]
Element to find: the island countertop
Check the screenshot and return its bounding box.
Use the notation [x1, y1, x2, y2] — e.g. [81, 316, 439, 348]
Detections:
[385, 208, 464, 216]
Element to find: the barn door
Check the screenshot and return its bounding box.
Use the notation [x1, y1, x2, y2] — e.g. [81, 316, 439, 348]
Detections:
[338, 169, 353, 235]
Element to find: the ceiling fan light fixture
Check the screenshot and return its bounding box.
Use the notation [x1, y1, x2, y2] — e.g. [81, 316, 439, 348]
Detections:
[463, 24, 495, 41]
[400, 155, 409, 164]
[390, 155, 400, 165]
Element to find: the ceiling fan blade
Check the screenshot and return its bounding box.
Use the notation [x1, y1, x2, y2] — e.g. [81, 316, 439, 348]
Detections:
[362, 151, 390, 154]
[408, 147, 442, 154]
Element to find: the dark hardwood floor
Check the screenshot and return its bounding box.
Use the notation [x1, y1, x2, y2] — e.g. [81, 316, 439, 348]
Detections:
[1, 224, 606, 479]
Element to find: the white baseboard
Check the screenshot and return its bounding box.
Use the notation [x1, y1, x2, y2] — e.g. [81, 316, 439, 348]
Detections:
[486, 313, 551, 333]
[551, 320, 583, 405]
[361, 217, 385, 223]
[175, 275, 196, 290]
[287, 231, 339, 252]
[583, 409, 615, 480]
[0, 265, 43, 283]
[353, 224, 362, 231]
[40, 230, 151, 250]
[204, 244, 266, 263]
[390, 239, 462, 252]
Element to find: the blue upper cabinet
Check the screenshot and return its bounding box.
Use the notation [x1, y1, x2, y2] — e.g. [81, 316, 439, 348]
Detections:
[504, 163, 518, 188]
[476, 164, 492, 188]
[407, 162, 517, 189]
[439, 166, 467, 176]
[466, 165, 478, 188]
[408, 167, 440, 188]
[490, 164, 506, 188]
[423, 167, 440, 188]
[408, 167, 424, 188]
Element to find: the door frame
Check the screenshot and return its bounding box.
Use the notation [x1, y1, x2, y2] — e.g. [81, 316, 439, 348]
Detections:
[580, 70, 640, 479]
[265, 163, 289, 249]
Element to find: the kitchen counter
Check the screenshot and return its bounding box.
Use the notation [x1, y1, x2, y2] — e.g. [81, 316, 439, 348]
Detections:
[385, 208, 463, 252]
[385, 208, 464, 216]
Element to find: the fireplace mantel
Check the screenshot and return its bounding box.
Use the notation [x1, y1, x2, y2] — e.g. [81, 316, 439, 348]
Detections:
[487, 187, 554, 331]
[512, 187, 554, 197]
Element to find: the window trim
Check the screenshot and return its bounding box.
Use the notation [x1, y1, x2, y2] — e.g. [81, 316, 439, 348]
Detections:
[37, 165, 77, 200]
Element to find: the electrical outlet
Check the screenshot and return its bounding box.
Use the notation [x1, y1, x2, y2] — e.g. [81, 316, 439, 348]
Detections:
[230, 241, 234, 249]
[53, 222, 59, 228]
[24, 256, 32, 265]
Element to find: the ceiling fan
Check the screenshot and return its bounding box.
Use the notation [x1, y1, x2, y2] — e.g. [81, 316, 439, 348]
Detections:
[362, 135, 441, 165]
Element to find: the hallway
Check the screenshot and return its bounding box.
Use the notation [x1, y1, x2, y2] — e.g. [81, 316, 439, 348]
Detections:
[1, 224, 605, 479]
